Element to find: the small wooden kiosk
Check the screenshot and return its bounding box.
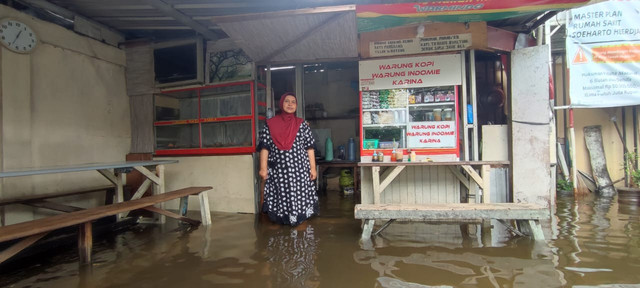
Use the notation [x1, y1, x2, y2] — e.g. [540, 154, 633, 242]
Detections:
[354, 16, 550, 239]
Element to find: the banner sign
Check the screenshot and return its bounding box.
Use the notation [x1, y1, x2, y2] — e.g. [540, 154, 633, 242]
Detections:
[359, 54, 462, 91]
[356, 0, 590, 32]
[407, 121, 457, 148]
[566, 0, 640, 108]
[369, 34, 472, 58]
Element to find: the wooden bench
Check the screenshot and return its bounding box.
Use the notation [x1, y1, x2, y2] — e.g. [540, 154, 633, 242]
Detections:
[0, 185, 116, 215]
[0, 186, 212, 265]
[355, 203, 549, 240]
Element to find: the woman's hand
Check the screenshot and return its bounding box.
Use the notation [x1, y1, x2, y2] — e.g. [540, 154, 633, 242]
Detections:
[259, 168, 268, 180]
[310, 167, 317, 180]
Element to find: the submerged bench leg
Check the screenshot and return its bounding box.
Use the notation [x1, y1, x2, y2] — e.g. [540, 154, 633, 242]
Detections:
[179, 196, 189, 216]
[516, 220, 545, 240]
[78, 222, 93, 265]
[362, 219, 375, 239]
[199, 192, 212, 226]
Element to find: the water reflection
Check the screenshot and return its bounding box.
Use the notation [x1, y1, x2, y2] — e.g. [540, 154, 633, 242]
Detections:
[256, 219, 320, 288]
[552, 192, 640, 285]
[356, 233, 563, 287]
[2, 191, 640, 287]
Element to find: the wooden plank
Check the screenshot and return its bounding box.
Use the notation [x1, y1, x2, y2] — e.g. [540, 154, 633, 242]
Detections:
[354, 203, 549, 220]
[0, 186, 212, 242]
[0, 185, 114, 206]
[379, 166, 405, 199]
[448, 166, 470, 190]
[142, 206, 201, 226]
[131, 178, 152, 200]
[461, 165, 484, 190]
[0, 233, 47, 264]
[133, 166, 161, 185]
[25, 200, 84, 213]
[98, 169, 118, 185]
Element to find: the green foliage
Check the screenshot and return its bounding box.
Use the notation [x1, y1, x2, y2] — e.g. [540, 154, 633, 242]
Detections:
[557, 179, 573, 192]
[624, 152, 640, 187]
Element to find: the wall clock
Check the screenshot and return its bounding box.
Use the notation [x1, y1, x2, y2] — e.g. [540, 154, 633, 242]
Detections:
[0, 18, 38, 54]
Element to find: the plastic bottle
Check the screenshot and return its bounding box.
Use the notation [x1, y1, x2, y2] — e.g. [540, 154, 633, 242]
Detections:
[325, 137, 334, 161]
[372, 150, 378, 162]
[391, 148, 397, 162]
[410, 150, 417, 162]
[347, 138, 356, 161]
[396, 149, 403, 162]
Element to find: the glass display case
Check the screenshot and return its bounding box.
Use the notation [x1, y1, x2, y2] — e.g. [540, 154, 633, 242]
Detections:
[154, 81, 266, 155]
[360, 86, 459, 160]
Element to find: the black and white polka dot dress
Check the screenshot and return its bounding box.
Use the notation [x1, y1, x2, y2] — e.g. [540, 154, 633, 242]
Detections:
[258, 122, 318, 226]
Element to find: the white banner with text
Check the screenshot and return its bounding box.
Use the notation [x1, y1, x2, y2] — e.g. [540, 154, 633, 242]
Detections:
[566, 0, 640, 107]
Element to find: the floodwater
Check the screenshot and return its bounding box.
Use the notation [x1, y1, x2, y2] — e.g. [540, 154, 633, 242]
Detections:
[1, 190, 640, 288]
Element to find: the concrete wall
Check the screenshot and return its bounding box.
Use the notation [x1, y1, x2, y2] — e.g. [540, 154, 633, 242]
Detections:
[156, 155, 256, 214]
[0, 6, 130, 224]
[511, 45, 552, 208]
[553, 56, 635, 184]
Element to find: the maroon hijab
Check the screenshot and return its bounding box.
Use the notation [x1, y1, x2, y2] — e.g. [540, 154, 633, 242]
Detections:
[267, 93, 304, 151]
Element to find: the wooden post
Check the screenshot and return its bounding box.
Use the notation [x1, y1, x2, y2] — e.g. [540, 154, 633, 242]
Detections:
[372, 166, 381, 204]
[78, 222, 93, 264]
[199, 191, 212, 225]
[481, 165, 491, 203]
[115, 172, 124, 220]
[155, 165, 166, 223]
[179, 196, 189, 216]
[362, 219, 375, 239]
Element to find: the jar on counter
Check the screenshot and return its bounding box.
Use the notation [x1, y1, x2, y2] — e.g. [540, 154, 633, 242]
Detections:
[443, 108, 453, 121]
[433, 109, 442, 121]
[425, 112, 434, 121]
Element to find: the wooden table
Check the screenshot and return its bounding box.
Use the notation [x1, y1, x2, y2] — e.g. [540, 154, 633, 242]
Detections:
[317, 160, 359, 193]
[0, 160, 178, 221]
[355, 161, 547, 240]
[358, 161, 509, 204]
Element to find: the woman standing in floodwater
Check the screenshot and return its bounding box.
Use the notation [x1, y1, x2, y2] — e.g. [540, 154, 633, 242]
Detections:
[258, 93, 318, 226]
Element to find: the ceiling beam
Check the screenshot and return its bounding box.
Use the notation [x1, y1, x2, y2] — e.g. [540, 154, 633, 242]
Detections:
[211, 5, 354, 24]
[141, 0, 218, 40]
[17, 0, 125, 46]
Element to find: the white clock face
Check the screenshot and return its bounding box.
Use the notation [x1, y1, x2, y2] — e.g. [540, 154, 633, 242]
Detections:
[0, 19, 37, 53]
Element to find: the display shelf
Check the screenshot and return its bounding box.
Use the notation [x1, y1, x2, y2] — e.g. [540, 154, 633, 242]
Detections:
[407, 102, 454, 107]
[362, 108, 406, 112]
[153, 81, 266, 155]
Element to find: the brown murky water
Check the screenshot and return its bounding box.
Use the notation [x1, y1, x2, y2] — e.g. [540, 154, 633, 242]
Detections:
[1, 190, 640, 287]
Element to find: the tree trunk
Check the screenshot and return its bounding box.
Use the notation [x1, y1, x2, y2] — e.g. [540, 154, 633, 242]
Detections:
[583, 125, 616, 197]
